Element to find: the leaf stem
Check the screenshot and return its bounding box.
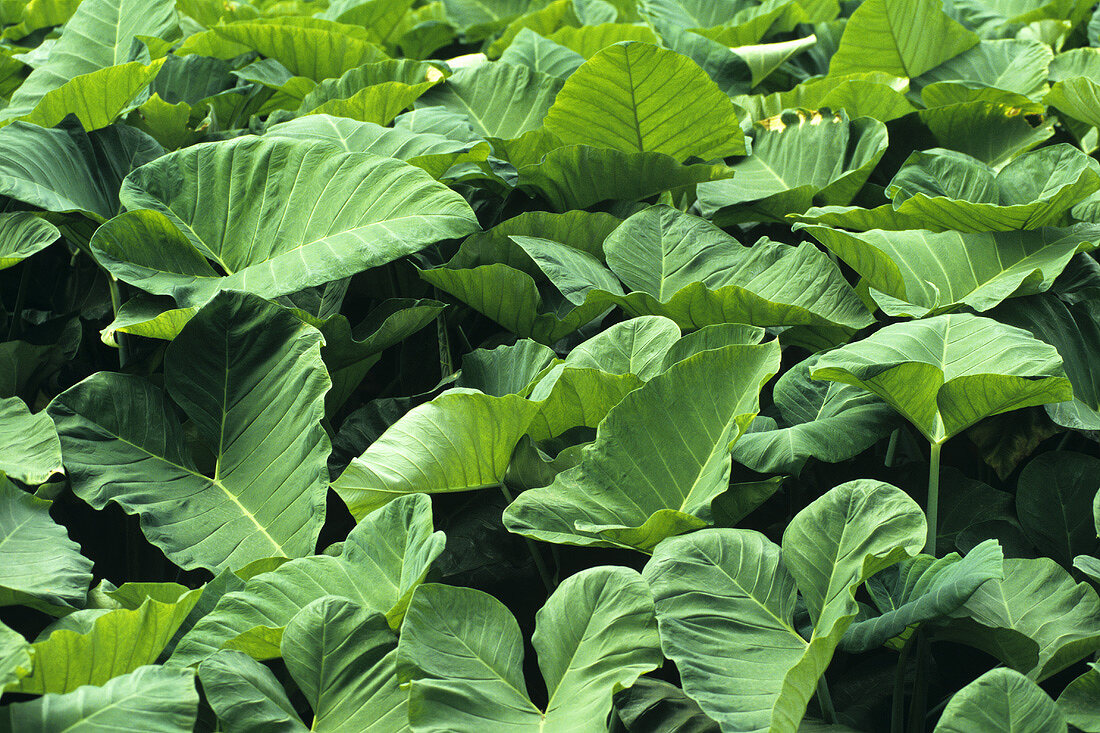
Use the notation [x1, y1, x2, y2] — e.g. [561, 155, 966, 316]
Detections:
[907, 631, 931, 733]
[498, 482, 555, 594]
[107, 276, 131, 369]
[6, 258, 32, 341]
[891, 631, 917, 733]
[884, 428, 899, 468]
[926, 441, 942, 556]
[816, 676, 838, 724]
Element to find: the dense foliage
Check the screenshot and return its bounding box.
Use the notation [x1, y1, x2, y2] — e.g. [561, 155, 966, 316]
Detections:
[3, 0, 1100, 730]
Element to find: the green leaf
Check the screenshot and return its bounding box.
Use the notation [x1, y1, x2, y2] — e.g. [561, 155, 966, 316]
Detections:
[916, 99, 1055, 168]
[198, 650, 306, 732]
[994, 293, 1100, 432]
[0, 475, 91, 610]
[733, 352, 899, 475]
[612, 677, 720, 733]
[934, 668, 1067, 733]
[559, 315, 681, 380]
[93, 136, 478, 306]
[737, 73, 917, 123]
[1056, 663, 1100, 733]
[797, 145, 1100, 233]
[282, 597, 407, 732]
[48, 291, 331, 572]
[812, 313, 1072, 444]
[11, 59, 164, 131]
[841, 539, 1004, 652]
[542, 41, 745, 160]
[644, 480, 924, 733]
[503, 342, 780, 551]
[1016, 451, 1100, 566]
[912, 39, 1052, 100]
[0, 396, 62, 485]
[458, 340, 556, 397]
[398, 566, 661, 731]
[416, 61, 562, 139]
[0, 213, 59, 270]
[697, 110, 887, 224]
[597, 206, 873, 331]
[939, 557, 1100, 680]
[171, 493, 444, 665]
[0, 119, 162, 220]
[211, 18, 387, 81]
[334, 390, 540, 519]
[8, 589, 200, 694]
[0, 621, 31, 691]
[800, 225, 1098, 317]
[1, 0, 178, 121]
[829, 0, 978, 78]
[0, 665, 198, 732]
[499, 28, 585, 79]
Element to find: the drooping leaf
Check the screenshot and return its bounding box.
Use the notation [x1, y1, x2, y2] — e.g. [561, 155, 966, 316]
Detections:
[0, 474, 91, 610]
[644, 480, 924, 733]
[939, 557, 1100, 680]
[0, 621, 31, 691]
[334, 391, 540, 519]
[934, 668, 1067, 733]
[0, 119, 163, 220]
[91, 136, 478, 306]
[198, 650, 306, 733]
[1, 0, 178, 121]
[0, 665, 198, 732]
[811, 313, 1072, 445]
[171, 493, 444, 665]
[611, 677, 720, 733]
[800, 225, 1098, 317]
[0, 396, 62, 485]
[503, 342, 781, 551]
[48, 291, 331, 572]
[0, 213, 59, 270]
[397, 566, 661, 732]
[733, 352, 899, 475]
[281, 597, 407, 732]
[1056, 662, 1100, 733]
[841, 539, 1004, 652]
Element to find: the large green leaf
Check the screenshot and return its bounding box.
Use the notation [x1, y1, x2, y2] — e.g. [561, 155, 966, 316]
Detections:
[0, 396, 62, 485]
[397, 566, 661, 731]
[209, 18, 387, 81]
[811, 313, 1072, 444]
[198, 650, 305, 732]
[939, 557, 1100, 680]
[595, 206, 873, 332]
[542, 41, 746, 160]
[800, 225, 1099, 317]
[1, 0, 177, 120]
[795, 145, 1100, 232]
[334, 391, 540, 519]
[994, 293, 1100, 431]
[171, 493, 444, 665]
[912, 39, 1052, 100]
[1056, 662, 1100, 733]
[0, 665, 198, 732]
[841, 539, 1003, 652]
[934, 668, 1067, 733]
[503, 342, 780, 551]
[0, 213, 59, 270]
[1016, 451, 1099, 565]
[0, 621, 31, 691]
[733, 352, 899, 475]
[282, 597, 408, 732]
[736, 72, 917, 124]
[48, 291, 331, 572]
[0, 475, 91, 610]
[91, 136, 478, 306]
[643, 480, 924, 733]
[7, 588, 200, 694]
[0, 119, 163, 220]
[697, 110, 888, 224]
[12, 59, 165, 131]
[416, 61, 562, 139]
[828, 0, 978, 78]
